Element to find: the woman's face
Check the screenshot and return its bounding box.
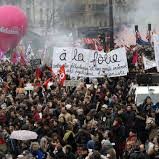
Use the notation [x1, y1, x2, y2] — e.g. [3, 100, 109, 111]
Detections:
[86, 115, 91, 121]
[59, 117, 64, 123]
[146, 98, 151, 105]
[128, 97, 132, 102]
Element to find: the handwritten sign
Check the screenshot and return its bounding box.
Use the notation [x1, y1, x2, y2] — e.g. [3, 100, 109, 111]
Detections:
[143, 56, 156, 70]
[52, 47, 72, 74]
[70, 48, 90, 77]
[153, 34, 159, 72]
[104, 48, 129, 77]
[52, 47, 128, 78]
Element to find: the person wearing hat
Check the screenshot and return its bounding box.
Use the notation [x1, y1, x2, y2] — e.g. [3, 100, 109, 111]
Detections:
[64, 145, 76, 159]
[101, 140, 116, 159]
[97, 104, 114, 130]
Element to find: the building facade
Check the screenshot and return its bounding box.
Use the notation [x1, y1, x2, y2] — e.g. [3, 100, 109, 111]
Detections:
[0, 0, 129, 35]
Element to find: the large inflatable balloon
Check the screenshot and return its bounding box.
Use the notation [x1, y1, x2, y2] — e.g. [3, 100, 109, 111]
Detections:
[0, 5, 28, 52]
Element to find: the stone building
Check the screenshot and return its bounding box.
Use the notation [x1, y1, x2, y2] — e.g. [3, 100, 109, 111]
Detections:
[0, 0, 129, 36]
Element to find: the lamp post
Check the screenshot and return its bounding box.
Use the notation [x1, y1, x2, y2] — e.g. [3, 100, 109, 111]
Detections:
[109, 0, 114, 50]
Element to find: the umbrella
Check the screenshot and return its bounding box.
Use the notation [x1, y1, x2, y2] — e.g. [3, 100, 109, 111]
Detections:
[10, 130, 38, 141]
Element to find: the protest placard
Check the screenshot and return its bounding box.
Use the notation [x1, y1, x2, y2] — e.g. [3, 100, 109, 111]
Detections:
[143, 56, 156, 70]
[153, 34, 159, 72]
[103, 47, 129, 77]
[52, 47, 128, 78]
[52, 47, 72, 74]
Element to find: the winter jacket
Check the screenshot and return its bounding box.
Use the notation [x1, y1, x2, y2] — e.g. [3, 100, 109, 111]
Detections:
[129, 150, 149, 159]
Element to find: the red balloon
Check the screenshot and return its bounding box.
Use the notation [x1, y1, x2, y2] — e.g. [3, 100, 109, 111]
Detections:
[0, 5, 28, 52]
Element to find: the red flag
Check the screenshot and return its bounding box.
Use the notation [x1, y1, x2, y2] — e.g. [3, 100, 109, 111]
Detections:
[59, 65, 66, 86]
[132, 52, 138, 65]
[11, 52, 18, 64]
[20, 53, 26, 65]
[36, 67, 42, 79]
[43, 78, 51, 89]
[46, 65, 56, 78]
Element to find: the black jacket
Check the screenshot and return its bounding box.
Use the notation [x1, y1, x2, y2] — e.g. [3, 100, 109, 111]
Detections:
[129, 151, 149, 159]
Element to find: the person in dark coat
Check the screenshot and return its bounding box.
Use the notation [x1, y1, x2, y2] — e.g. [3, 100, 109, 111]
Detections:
[64, 145, 76, 159]
[112, 118, 126, 159]
[54, 145, 66, 159]
[129, 145, 149, 159]
[123, 105, 135, 137]
[135, 112, 147, 144]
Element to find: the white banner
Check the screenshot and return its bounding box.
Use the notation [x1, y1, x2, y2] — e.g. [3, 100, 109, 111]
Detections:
[52, 47, 72, 74]
[103, 47, 129, 77]
[143, 56, 156, 70]
[153, 34, 159, 72]
[52, 47, 128, 78]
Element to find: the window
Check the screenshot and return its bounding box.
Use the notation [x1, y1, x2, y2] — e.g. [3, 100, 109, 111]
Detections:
[99, 21, 102, 27]
[104, 21, 108, 27]
[26, 7, 31, 20]
[40, 8, 44, 27]
[40, 8, 43, 20]
[46, 9, 49, 27]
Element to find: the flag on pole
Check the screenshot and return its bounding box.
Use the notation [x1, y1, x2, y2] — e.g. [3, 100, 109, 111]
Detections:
[43, 78, 51, 89]
[36, 67, 43, 79]
[11, 52, 19, 64]
[25, 44, 33, 60]
[59, 65, 66, 86]
[132, 51, 138, 66]
[20, 53, 27, 65]
[46, 65, 56, 78]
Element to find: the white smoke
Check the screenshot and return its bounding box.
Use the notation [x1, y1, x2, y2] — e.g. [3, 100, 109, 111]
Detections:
[129, 0, 159, 30]
[115, 0, 159, 46]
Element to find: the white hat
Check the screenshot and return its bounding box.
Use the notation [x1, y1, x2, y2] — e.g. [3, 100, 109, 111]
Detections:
[101, 139, 115, 146]
[17, 155, 24, 158]
[102, 104, 108, 109]
[65, 104, 72, 110]
[101, 139, 112, 146]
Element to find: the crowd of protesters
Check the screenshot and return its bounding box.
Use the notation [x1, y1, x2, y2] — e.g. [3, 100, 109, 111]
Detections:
[0, 45, 159, 159]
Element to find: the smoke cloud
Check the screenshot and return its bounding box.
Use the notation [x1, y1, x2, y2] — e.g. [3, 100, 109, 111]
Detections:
[115, 0, 159, 46]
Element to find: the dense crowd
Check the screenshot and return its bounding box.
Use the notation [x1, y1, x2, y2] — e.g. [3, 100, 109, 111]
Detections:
[0, 52, 159, 159]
